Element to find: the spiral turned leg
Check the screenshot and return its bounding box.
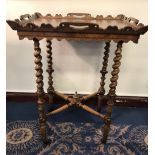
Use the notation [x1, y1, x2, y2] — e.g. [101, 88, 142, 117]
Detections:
[107, 41, 123, 116]
[46, 40, 54, 111]
[102, 41, 123, 144]
[97, 42, 111, 112]
[33, 38, 47, 143]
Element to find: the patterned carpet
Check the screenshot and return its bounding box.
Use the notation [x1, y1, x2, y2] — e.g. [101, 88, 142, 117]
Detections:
[6, 120, 148, 155]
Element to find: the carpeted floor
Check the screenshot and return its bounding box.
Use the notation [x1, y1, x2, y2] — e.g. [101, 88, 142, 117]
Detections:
[6, 102, 148, 155]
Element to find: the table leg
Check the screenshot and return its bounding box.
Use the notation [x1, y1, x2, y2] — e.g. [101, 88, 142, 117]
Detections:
[33, 38, 47, 143]
[101, 118, 111, 143]
[102, 41, 123, 143]
[46, 39, 54, 111]
[97, 42, 110, 112]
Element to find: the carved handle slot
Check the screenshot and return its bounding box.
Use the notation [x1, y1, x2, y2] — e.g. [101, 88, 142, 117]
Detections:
[60, 22, 99, 30]
[69, 25, 89, 30]
[67, 13, 91, 18]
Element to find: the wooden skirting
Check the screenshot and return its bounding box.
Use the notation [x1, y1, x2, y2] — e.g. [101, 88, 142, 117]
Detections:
[6, 92, 148, 107]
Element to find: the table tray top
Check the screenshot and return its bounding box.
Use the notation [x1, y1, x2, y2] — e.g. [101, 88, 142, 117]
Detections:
[7, 12, 148, 43]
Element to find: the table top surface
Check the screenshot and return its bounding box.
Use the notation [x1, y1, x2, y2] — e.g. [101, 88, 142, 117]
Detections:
[7, 12, 148, 43]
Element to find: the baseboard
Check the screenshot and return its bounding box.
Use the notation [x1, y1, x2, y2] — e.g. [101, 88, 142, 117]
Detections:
[6, 92, 148, 107]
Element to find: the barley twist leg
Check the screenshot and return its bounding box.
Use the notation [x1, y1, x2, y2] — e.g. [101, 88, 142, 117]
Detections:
[33, 38, 47, 143]
[46, 39, 54, 111]
[97, 42, 111, 112]
[102, 41, 123, 144]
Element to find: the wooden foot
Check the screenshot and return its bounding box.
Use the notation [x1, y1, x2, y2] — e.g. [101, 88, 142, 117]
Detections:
[38, 103, 48, 143]
[43, 138, 51, 145]
[101, 119, 111, 144]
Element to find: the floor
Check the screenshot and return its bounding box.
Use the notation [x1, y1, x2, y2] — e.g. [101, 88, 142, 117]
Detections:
[6, 101, 148, 155]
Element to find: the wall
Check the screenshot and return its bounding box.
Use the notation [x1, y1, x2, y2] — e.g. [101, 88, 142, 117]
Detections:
[6, 0, 148, 96]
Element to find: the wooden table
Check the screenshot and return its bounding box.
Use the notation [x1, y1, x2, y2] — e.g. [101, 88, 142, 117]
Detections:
[7, 12, 148, 144]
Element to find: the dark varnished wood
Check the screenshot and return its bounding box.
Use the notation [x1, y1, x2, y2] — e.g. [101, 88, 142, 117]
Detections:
[101, 41, 123, 143]
[6, 13, 148, 144]
[33, 38, 47, 143]
[17, 31, 140, 43]
[97, 42, 111, 112]
[6, 12, 148, 42]
[46, 39, 54, 111]
[107, 41, 123, 116]
[101, 119, 111, 143]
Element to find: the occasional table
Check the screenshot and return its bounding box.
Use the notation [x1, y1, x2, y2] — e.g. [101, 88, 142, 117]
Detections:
[7, 13, 148, 144]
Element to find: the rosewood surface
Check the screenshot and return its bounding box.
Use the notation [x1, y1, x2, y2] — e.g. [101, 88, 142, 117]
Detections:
[7, 12, 147, 42]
